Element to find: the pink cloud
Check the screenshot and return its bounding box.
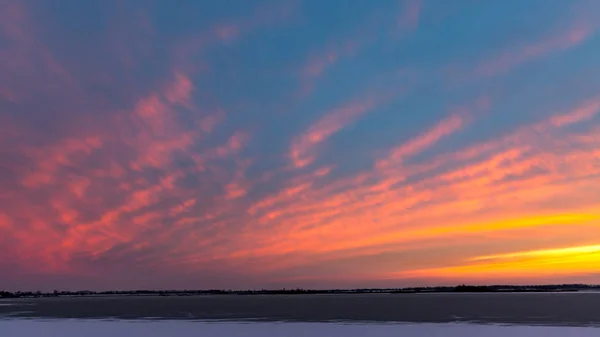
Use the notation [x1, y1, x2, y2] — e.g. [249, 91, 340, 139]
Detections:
[165, 72, 194, 106]
[301, 40, 360, 80]
[0, 0, 30, 42]
[21, 136, 104, 187]
[212, 24, 240, 43]
[0, 1, 77, 104]
[223, 159, 252, 200]
[172, 1, 297, 74]
[197, 109, 225, 133]
[397, 0, 421, 33]
[550, 99, 600, 127]
[248, 182, 312, 215]
[0, 87, 17, 102]
[1, 59, 252, 275]
[225, 183, 248, 199]
[216, 131, 250, 158]
[296, 40, 362, 98]
[477, 24, 595, 77]
[170, 198, 197, 216]
[378, 114, 464, 168]
[290, 98, 377, 168]
[375, 97, 491, 169]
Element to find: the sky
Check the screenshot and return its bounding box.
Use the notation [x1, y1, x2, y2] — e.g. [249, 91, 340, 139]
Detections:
[1, 0, 600, 291]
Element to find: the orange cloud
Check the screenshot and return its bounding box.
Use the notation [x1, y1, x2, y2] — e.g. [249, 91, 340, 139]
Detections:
[216, 96, 600, 277]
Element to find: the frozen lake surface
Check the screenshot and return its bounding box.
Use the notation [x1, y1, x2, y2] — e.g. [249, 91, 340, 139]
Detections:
[2, 293, 600, 325]
[1, 319, 599, 337]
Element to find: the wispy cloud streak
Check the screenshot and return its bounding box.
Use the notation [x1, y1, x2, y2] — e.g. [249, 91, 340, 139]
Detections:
[290, 97, 378, 168]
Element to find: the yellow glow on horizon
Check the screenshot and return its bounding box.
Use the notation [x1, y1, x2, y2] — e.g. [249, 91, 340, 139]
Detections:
[397, 243, 600, 279]
[470, 244, 600, 262]
[307, 211, 600, 255]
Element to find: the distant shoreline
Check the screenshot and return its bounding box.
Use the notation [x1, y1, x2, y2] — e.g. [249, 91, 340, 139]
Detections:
[2, 284, 599, 299]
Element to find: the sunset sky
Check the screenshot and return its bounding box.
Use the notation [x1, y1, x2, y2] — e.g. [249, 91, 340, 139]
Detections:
[1, 0, 600, 291]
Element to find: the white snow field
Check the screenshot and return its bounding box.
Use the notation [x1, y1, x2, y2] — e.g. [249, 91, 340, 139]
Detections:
[1, 320, 598, 337]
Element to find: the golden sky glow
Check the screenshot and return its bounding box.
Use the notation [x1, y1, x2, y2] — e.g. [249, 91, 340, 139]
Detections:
[398, 243, 600, 280]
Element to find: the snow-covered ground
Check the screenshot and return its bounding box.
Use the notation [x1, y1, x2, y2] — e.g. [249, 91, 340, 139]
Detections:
[1, 319, 598, 337]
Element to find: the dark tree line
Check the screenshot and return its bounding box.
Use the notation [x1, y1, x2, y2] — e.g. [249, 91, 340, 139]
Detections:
[1, 284, 598, 299]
